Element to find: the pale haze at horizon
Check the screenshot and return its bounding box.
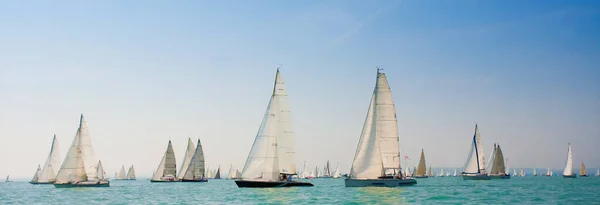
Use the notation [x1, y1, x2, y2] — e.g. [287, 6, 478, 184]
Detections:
[1, 0, 599, 179]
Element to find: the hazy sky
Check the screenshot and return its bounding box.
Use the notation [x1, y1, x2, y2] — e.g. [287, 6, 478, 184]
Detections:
[1, 0, 599, 179]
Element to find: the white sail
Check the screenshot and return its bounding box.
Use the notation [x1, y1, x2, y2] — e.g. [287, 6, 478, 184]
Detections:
[55, 126, 88, 183]
[152, 140, 177, 180]
[463, 124, 486, 174]
[513, 168, 517, 176]
[97, 161, 106, 180]
[440, 168, 445, 176]
[127, 165, 136, 179]
[485, 144, 496, 172]
[31, 165, 41, 183]
[301, 161, 309, 179]
[596, 169, 599, 176]
[546, 168, 551, 176]
[533, 167, 537, 176]
[272, 71, 297, 175]
[38, 135, 61, 183]
[227, 164, 234, 179]
[563, 143, 573, 176]
[506, 158, 509, 175]
[349, 92, 384, 179]
[374, 71, 401, 171]
[183, 139, 206, 180]
[77, 115, 98, 180]
[117, 165, 126, 179]
[333, 163, 340, 178]
[177, 138, 196, 180]
[324, 160, 331, 176]
[453, 168, 457, 177]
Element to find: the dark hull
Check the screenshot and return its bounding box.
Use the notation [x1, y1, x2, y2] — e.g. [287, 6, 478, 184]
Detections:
[150, 180, 178, 183]
[114, 179, 136, 180]
[580, 174, 589, 177]
[180, 179, 208, 182]
[235, 180, 314, 188]
[563, 175, 577, 178]
[54, 182, 110, 188]
[344, 178, 417, 187]
[490, 175, 511, 179]
[462, 175, 491, 180]
[30, 181, 55, 185]
[414, 176, 428, 178]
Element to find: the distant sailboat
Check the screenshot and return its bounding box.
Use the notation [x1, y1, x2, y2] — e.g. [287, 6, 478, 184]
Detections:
[127, 165, 136, 180]
[453, 168, 457, 177]
[428, 166, 434, 177]
[150, 140, 178, 182]
[579, 162, 588, 177]
[462, 124, 491, 180]
[533, 167, 537, 176]
[31, 135, 62, 184]
[596, 169, 599, 177]
[333, 163, 341, 178]
[562, 143, 576, 178]
[546, 168, 551, 177]
[320, 160, 333, 178]
[213, 166, 221, 179]
[116, 165, 127, 180]
[54, 114, 109, 188]
[301, 161, 309, 179]
[439, 168, 445, 177]
[513, 168, 517, 177]
[177, 138, 196, 180]
[415, 149, 428, 178]
[519, 169, 525, 177]
[181, 139, 207, 182]
[345, 68, 416, 187]
[489, 144, 509, 179]
[97, 161, 107, 182]
[235, 68, 313, 188]
[5, 175, 12, 182]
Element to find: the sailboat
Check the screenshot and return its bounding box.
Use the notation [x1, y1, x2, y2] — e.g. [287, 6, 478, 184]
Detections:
[54, 114, 110, 188]
[439, 168, 445, 177]
[453, 168, 457, 177]
[533, 167, 538, 176]
[428, 167, 434, 177]
[96, 161, 107, 182]
[345, 68, 416, 187]
[596, 169, 599, 177]
[415, 149, 428, 178]
[115, 165, 127, 180]
[235, 68, 313, 188]
[546, 168, 552, 176]
[181, 139, 208, 182]
[519, 169, 525, 177]
[412, 167, 417, 177]
[550, 170, 553, 176]
[5, 175, 12, 182]
[320, 160, 333, 178]
[505, 158, 510, 177]
[31, 135, 62, 184]
[126, 165, 136, 180]
[177, 138, 195, 181]
[150, 140, 178, 182]
[462, 124, 491, 180]
[489, 144, 510, 179]
[562, 143, 576, 178]
[579, 162, 588, 177]
[513, 168, 517, 177]
[213, 166, 221, 179]
[333, 163, 341, 178]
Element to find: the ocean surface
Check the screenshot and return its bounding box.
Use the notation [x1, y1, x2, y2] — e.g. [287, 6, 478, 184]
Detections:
[1, 177, 599, 204]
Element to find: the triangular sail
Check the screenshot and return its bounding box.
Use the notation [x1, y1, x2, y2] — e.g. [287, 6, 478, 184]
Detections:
[177, 138, 196, 180]
[152, 140, 177, 180]
[580, 163, 587, 176]
[77, 115, 98, 180]
[127, 165, 136, 179]
[183, 139, 206, 180]
[97, 161, 106, 180]
[463, 124, 485, 174]
[333, 163, 340, 178]
[227, 165, 234, 179]
[325, 160, 331, 176]
[38, 135, 61, 183]
[416, 149, 427, 176]
[563, 143, 573, 176]
[30, 165, 41, 183]
[349, 92, 383, 179]
[374, 71, 401, 171]
[118, 165, 126, 179]
[55, 125, 88, 183]
[272, 70, 297, 175]
[486, 144, 496, 172]
[214, 166, 221, 179]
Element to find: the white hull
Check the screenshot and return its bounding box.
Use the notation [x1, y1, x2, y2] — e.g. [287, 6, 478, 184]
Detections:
[344, 178, 416, 187]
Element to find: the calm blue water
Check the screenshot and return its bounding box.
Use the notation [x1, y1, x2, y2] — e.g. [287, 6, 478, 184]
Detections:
[1, 177, 599, 204]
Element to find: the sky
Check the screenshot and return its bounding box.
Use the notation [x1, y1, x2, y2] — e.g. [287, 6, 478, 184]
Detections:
[0, 0, 599, 179]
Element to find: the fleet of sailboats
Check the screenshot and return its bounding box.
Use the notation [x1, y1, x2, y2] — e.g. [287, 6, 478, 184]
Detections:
[345, 68, 416, 187]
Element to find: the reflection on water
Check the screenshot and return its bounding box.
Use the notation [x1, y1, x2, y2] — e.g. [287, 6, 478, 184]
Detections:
[355, 187, 408, 205]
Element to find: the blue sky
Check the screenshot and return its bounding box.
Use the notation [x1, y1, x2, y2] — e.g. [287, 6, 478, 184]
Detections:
[1, 0, 599, 178]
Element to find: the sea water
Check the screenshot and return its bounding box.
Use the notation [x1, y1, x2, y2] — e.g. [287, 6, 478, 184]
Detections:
[1, 177, 599, 204]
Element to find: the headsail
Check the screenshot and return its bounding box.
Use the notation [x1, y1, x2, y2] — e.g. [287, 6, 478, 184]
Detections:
[580, 162, 587, 176]
[416, 149, 427, 176]
[127, 165, 136, 179]
[117, 165, 126, 179]
[563, 143, 573, 176]
[55, 123, 88, 184]
[152, 140, 177, 180]
[490, 144, 506, 175]
[30, 165, 41, 183]
[38, 135, 61, 183]
[177, 138, 196, 180]
[463, 124, 485, 174]
[96, 161, 106, 180]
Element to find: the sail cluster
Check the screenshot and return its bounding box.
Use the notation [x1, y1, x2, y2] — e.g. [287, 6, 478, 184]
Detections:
[152, 138, 206, 181]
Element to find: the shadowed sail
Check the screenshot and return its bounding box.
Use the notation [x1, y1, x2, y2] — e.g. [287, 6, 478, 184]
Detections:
[30, 165, 41, 184]
[182, 139, 207, 181]
[35, 135, 61, 184]
[462, 124, 490, 180]
[562, 143, 575, 178]
[151, 140, 177, 182]
[416, 149, 427, 177]
[127, 165, 136, 180]
[117, 165, 126, 179]
[580, 162, 588, 176]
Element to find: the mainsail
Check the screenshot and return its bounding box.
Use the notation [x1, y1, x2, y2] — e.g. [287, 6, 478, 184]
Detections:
[152, 140, 177, 180]
[97, 161, 106, 180]
[416, 149, 427, 176]
[333, 163, 340, 178]
[38, 135, 61, 183]
[563, 143, 573, 176]
[127, 165, 136, 179]
[30, 165, 41, 183]
[177, 138, 196, 180]
[463, 124, 486, 174]
[580, 162, 588, 176]
[183, 139, 206, 180]
[214, 166, 221, 179]
[324, 160, 331, 176]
